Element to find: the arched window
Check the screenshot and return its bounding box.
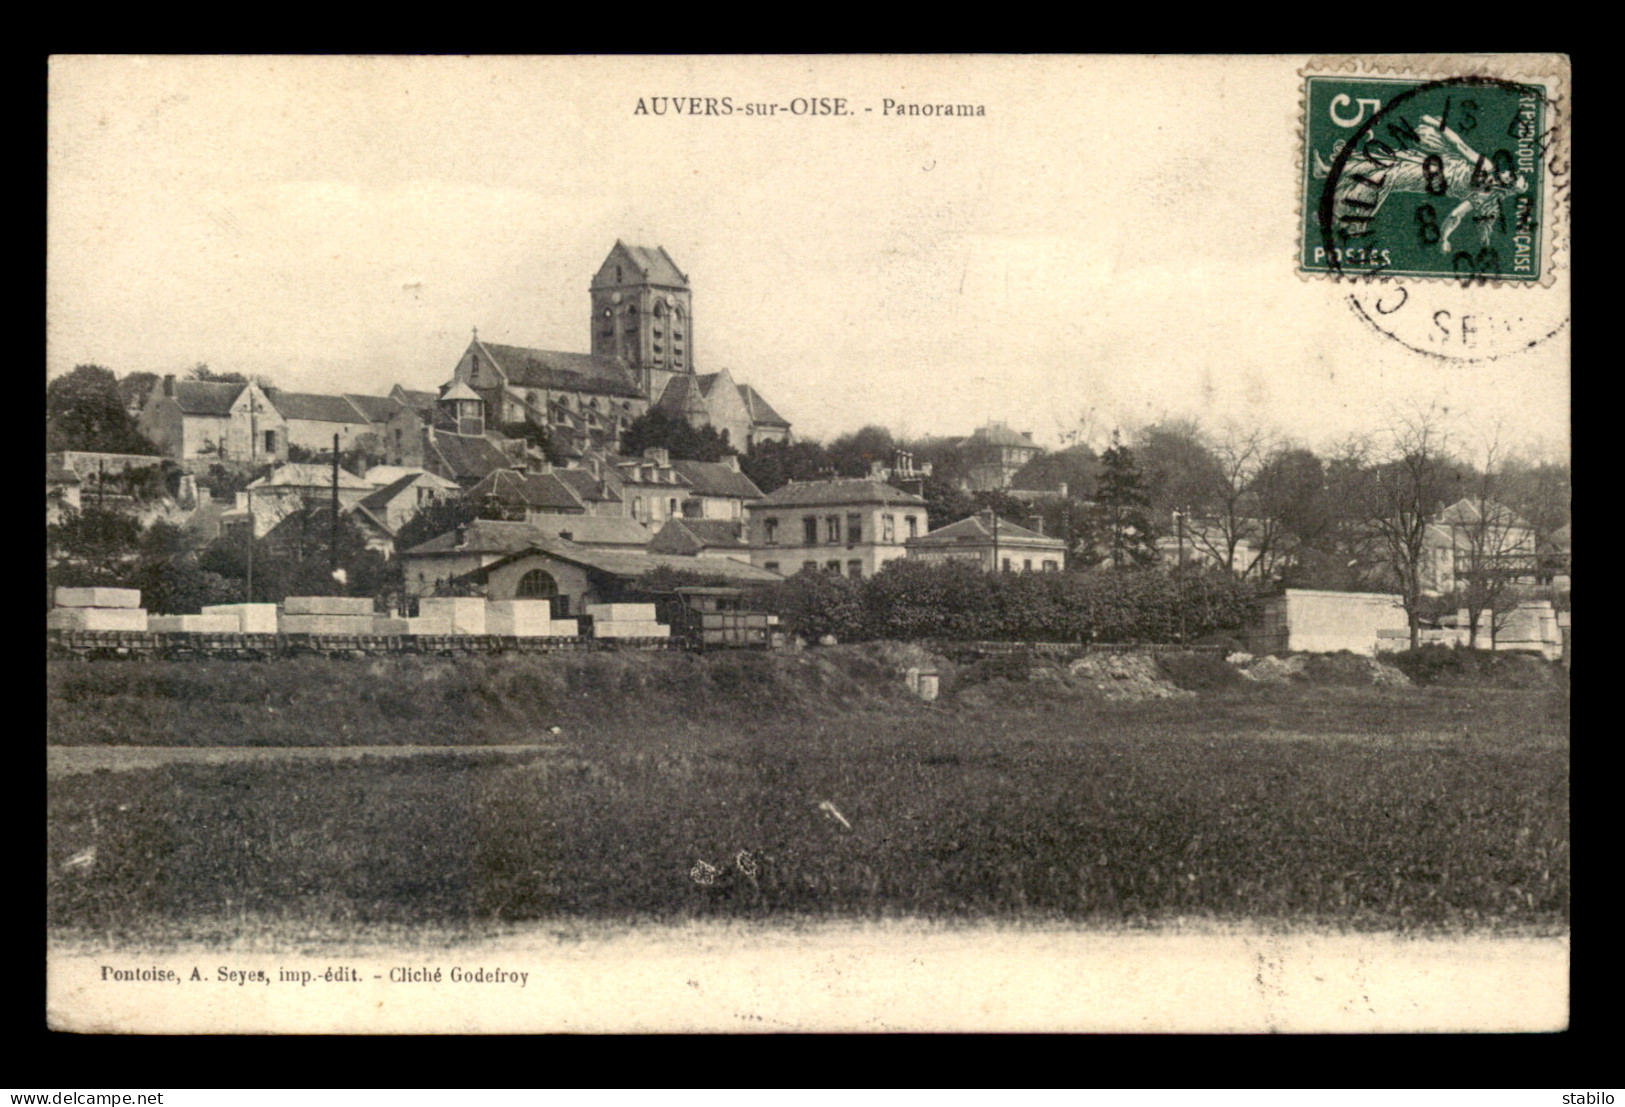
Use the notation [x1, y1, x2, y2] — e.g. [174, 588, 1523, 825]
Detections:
[517, 569, 558, 599]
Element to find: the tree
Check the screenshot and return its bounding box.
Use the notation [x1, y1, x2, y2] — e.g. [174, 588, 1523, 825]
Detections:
[116, 371, 160, 415]
[1452, 436, 1536, 649]
[1133, 419, 1226, 526]
[46, 506, 144, 585]
[393, 498, 481, 555]
[826, 425, 897, 477]
[186, 363, 249, 384]
[739, 438, 835, 494]
[620, 410, 735, 462]
[1353, 410, 1456, 649]
[46, 365, 160, 455]
[499, 422, 567, 466]
[1251, 446, 1331, 581]
[1091, 432, 1160, 569]
[1180, 427, 1273, 578]
[1011, 443, 1099, 499]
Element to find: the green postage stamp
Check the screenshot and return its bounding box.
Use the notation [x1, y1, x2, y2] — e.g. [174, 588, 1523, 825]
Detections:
[1300, 55, 1569, 284]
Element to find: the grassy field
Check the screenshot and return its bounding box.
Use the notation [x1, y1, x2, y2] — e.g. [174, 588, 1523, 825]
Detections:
[46, 648, 1569, 941]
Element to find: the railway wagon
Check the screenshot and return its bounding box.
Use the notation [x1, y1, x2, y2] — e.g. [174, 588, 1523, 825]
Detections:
[653, 587, 782, 651]
[46, 628, 680, 660]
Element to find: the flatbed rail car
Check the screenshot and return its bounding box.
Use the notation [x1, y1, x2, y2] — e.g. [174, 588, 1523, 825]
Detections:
[654, 586, 782, 651]
[46, 629, 680, 660]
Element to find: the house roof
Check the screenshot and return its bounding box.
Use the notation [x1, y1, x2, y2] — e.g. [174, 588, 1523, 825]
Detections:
[477, 341, 644, 399]
[553, 466, 623, 504]
[246, 463, 373, 490]
[171, 380, 246, 416]
[972, 423, 1039, 448]
[356, 471, 458, 514]
[752, 478, 927, 510]
[458, 541, 780, 588]
[467, 469, 586, 513]
[649, 518, 749, 555]
[393, 387, 439, 412]
[670, 459, 764, 499]
[47, 465, 82, 485]
[349, 504, 396, 539]
[426, 430, 516, 483]
[343, 394, 405, 424]
[441, 381, 482, 403]
[1548, 523, 1572, 550]
[1435, 498, 1531, 531]
[908, 513, 1065, 548]
[267, 390, 373, 425]
[737, 384, 791, 428]
[402, 515, 651, 557]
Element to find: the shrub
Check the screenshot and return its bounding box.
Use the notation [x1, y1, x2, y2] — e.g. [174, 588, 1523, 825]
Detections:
[1157, 651, 1240, 690]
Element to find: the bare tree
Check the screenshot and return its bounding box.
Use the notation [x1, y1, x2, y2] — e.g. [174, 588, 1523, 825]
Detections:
[1179, 425, 1273, 578]
[1450, 433, 1537, 648]
[1356, 408, 1456, 650]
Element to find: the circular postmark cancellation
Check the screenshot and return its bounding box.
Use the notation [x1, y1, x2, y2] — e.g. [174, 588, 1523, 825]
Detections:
[1299, 58, 1570, 361]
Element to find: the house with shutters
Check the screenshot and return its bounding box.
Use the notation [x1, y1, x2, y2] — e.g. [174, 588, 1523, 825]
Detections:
[745, 478, 928, 580]
[138, 376, 285, 462]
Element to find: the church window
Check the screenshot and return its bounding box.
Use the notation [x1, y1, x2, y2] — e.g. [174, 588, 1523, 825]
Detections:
[616, 266, 623, 282]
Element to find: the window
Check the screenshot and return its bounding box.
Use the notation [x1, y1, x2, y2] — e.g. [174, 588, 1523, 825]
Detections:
[906, 516, 918, 539]
[517, 569, 558, 599]
[264, 430, 276, 454]
[1002, 558, 1012, 572]
[802, 560, 818, 573]
[803, 517, 819, 545]
[1024, 559, 1033, 572]
[847, 560, 863, 579]
[764, 518, 779, 545]
[826, 515, 841, 544]
[1043, 560, 1059, 572]
[882, 514, 895, 543]
[633, 496, 645, 521]
[825, 561, 842, 574]
[764, 561, 780, 574]
[668, 498, 677, 518]
[846, 514, 862, 544]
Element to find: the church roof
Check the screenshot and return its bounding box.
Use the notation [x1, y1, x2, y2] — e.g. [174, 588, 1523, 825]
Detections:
[739, 384, 790, 427]
[654, 374, 712, 418]
[477, 341, 644, 399]
[614, 242, 689, 287]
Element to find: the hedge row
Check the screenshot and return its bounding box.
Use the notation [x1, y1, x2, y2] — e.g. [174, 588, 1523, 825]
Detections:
[760, 560, 1260, 644]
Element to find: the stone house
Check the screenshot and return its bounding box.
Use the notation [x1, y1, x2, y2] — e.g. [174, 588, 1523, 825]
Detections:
[138, 377, 286, 462]
[649, 518, 752, 562]
[398, 516, 652, 598]
[906, 511, 1066, 572]
[963, 422, 1042, 491]
[746, 478, 928, 579]
[671, 456, 765, 521]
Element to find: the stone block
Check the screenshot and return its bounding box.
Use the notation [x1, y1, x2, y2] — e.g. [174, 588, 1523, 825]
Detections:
[405, 617, 454, 636]
[54, 587, 142, 609]
[201, 604, 280, 633]
[487, 601, 555, 637]
[279, 614, 378, 635]
[283, 595, 375, 617]
[372, 618, 411, 635]
[418, 597, 486, 635]
[586, 603, 657, 622]
[148, 614, 239, 633]
[546, 619, 579, 637]
[593, 620, 670, 638]
[48, 607, 149, 632]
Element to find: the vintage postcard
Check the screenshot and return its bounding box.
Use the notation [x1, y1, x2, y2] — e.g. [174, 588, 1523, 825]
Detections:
[46, 55, 1570, 1035]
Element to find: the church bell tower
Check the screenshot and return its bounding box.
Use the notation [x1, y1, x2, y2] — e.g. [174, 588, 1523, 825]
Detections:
[590, 241, 693, 402]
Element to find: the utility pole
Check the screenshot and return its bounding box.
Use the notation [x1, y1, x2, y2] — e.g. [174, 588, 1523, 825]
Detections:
[246, 390, 256, 603]
[331, 432, 341, 577]
[1175, 508, 1187, 644]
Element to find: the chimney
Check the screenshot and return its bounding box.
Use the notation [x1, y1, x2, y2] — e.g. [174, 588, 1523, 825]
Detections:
[453, 524, 468, 549]
[163, 374, 176, 397]
[869, 459, 886, 479]
[235, 491, 248, 511]
[177, 473, 198, 509]
[724, 454, 740, 472]
[643, 446, 670, 466]
[1027, 515, 1046, 536]
[1058, 481, 1068, 499]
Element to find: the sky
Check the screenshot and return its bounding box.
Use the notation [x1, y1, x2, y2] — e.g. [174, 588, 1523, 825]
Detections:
[47, 55, 1570, 459]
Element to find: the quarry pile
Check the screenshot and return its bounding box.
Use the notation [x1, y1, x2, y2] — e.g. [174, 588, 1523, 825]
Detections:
[47, 588, 148, 632]
[1066, 653, 1195, 701]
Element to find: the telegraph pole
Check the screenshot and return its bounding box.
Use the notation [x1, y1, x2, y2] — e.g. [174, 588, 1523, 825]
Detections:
[245, 390, 256, 603]
[1175, 508, 1187, 644]
[331, 432, 341, 576]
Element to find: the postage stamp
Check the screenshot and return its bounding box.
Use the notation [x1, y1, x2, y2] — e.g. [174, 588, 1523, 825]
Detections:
[1300, 55, 1569, 285]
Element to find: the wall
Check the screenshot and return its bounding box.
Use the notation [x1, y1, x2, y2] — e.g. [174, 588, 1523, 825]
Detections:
[1268, 588, 1406, 655]
[482, 553, 597, 614]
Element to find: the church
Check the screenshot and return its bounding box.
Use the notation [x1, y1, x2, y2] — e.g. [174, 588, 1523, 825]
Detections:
[448, 242, 792, 456]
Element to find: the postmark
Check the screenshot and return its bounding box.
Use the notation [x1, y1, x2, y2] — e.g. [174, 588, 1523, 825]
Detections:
[1299, 56, 1569, 286]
